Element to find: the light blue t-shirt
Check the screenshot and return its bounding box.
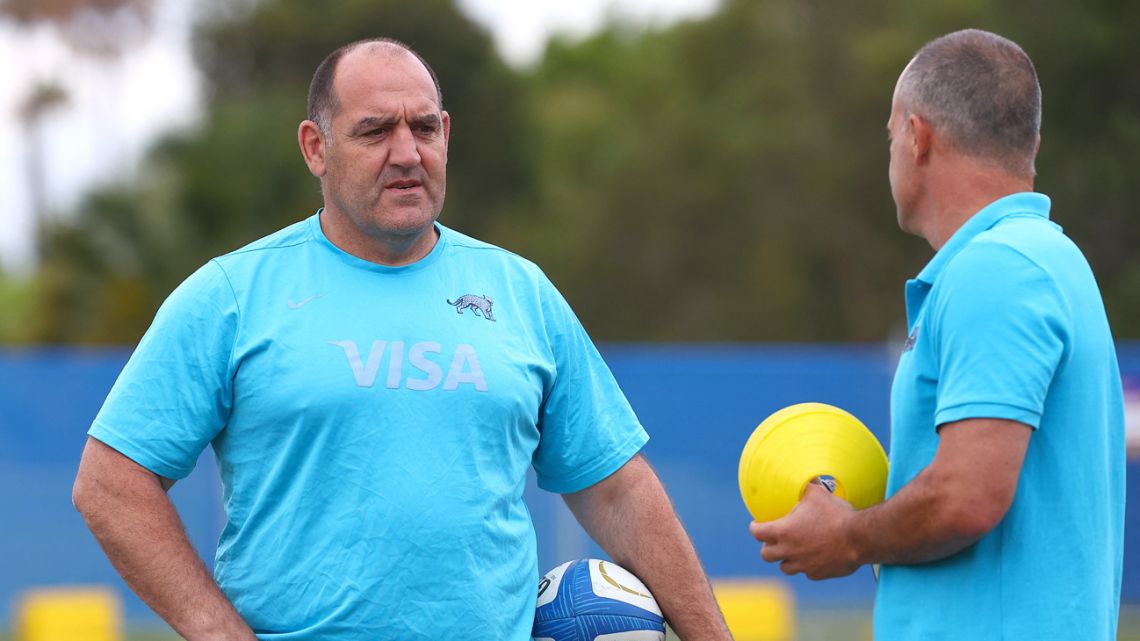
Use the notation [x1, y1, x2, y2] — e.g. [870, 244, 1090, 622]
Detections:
[89, 212, 648, 640]
[879, 192, 1125, 640]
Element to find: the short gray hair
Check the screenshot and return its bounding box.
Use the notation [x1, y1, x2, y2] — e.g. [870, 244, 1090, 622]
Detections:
[898, 29, 1041, 175]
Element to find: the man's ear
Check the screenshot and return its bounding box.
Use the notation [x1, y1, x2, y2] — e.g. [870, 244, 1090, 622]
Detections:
[441, 110, 451, 160]
[298, 120, 327, 177]
[909, 113, 933, 165]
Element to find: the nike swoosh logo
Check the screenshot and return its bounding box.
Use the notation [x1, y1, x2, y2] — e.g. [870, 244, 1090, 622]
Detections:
[287, 294, 322, 309]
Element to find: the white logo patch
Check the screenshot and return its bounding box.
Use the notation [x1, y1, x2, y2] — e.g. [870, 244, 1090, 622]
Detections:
[329, 340, 488, 392]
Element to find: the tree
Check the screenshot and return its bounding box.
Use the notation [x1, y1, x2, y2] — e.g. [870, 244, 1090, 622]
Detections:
[498, 0, 1140, 340]
[24, 0, 1140, 343]
[499, 0, 927, 340]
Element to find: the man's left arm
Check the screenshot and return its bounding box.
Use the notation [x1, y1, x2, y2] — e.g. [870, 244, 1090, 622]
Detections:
[564, 454, 733, 641]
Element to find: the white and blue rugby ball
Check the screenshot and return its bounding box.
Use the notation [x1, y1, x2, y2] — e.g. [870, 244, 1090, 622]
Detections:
[533, 559, 666, 641]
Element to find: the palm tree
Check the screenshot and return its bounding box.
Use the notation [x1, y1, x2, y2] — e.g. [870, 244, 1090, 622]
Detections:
[18, 82, 67, 250]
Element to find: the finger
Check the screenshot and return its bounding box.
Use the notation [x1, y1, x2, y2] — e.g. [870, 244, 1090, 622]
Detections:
[749, 520, 776, 542]
[802, 483, 831, 500]
[803, 482, 854, 507]
[779, 560, 800, 576]
[752, 515, 788, 540]
[760, 542, 785, 563]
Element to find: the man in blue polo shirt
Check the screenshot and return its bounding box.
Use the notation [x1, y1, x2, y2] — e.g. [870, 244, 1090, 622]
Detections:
[71, 38, 732, 640]
[750, 29, 1125, 639]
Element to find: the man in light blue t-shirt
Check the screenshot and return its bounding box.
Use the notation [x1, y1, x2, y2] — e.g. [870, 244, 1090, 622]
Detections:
[750, 30, 1125, 639]
[72, 38, 732, 641]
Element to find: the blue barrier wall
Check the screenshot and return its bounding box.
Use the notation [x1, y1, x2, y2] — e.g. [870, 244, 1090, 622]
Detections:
[2, 344, 1137, 624]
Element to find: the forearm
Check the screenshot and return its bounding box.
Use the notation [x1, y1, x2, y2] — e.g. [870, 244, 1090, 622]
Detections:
[608, 485, 730, 640]
[567, 457, 731, 641]
[848, 420, 1031, 567]
[849, 466, 985, 567]
[752, 420, 1027, 579]
[74, 439, 256, 641]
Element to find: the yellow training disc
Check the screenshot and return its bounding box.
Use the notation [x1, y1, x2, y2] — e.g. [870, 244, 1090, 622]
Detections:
[739, 402, 888, 523]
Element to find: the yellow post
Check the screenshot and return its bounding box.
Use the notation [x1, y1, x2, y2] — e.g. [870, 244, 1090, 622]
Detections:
[13, 586, 122, 641]
[713, 579, 795, 641]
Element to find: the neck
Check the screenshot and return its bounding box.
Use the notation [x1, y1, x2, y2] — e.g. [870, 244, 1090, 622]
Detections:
[918, 159, 1035, 250]
[319, 209, 439, 266]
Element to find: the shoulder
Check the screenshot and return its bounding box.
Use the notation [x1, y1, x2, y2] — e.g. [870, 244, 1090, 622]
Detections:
[215, 217, 316, 266]
[157, 217, 317, 310]
[943, 217, 1065, 289]
[933, 220, 1074, 332]
[973, 214, 1086, 271]
[441, 225, 551, 283]
[197, 216, 320, 291]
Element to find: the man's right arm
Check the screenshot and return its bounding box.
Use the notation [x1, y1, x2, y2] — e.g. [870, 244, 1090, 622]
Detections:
[750, 417, 1032, 578]
[72, 437, 257, 641]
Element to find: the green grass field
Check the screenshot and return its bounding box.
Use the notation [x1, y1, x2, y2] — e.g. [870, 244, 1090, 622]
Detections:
[4, 607, 1138, 640]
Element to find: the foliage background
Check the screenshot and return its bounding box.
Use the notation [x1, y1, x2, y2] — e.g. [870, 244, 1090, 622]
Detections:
[3, 0, 1138, 344]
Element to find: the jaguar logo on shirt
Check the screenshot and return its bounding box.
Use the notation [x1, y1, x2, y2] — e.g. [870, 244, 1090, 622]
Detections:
[447, 294, 496, 321]
[903, 324, 920, 352]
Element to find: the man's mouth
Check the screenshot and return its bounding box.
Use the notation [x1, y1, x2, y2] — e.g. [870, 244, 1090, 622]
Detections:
[387, 179, 422, 190]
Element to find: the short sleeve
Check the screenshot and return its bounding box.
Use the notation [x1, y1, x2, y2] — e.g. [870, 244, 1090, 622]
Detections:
[89, 260, 240, 479]
[931, 242, 1069, 430]
[531, 278, 648, 494]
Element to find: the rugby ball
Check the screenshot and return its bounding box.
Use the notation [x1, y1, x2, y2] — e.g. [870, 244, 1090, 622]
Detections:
[533, 559, 665, 641]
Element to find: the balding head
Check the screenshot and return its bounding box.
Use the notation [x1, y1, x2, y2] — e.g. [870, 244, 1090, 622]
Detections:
[307, 38, 443, 135]
[896, 29, 1041, 177]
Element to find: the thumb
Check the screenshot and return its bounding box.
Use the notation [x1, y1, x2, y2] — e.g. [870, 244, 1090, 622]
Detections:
[802, 480, 854, 508]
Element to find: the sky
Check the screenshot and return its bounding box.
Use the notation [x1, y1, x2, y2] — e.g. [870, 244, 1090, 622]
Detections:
[0, 0, 718, 273]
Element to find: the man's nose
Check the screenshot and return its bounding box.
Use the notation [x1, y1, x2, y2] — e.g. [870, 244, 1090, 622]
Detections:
[388, 125, 422, 167]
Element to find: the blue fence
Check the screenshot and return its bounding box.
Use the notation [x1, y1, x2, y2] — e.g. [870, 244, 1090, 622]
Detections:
[2, 344, 1137, 624]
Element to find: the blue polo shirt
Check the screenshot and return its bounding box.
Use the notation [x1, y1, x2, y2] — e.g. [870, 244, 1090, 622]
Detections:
[877, 192, 1125, 640]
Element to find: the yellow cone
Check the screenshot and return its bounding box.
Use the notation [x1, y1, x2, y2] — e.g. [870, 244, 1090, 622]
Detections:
[739, 402, 888, 522]
[714, 579, 795, 641]
[14, 586, 121, 641]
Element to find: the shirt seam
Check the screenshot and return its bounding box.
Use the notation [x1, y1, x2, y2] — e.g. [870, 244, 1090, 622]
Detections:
[935, 400, 1042, 421]
[221, 218, 316, 258]
[89, 421, 188, 479]
[223, 238, 313, 257]
[444, 231, 543, 270]
[208, 258, 243, 383]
